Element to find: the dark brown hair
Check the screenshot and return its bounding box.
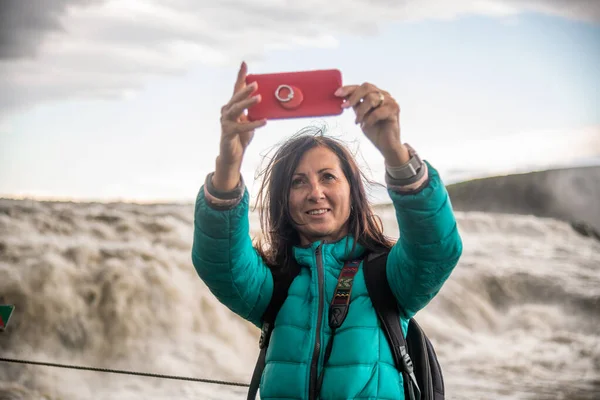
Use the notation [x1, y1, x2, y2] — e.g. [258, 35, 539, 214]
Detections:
[253, 126, 393, 268]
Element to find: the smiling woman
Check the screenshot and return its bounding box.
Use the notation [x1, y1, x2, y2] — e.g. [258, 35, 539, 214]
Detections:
[253, 132, 394, 263]
[190, 62, 463, 400]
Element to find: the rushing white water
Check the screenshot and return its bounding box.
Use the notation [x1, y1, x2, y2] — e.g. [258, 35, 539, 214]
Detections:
[0, 192, 599, 399]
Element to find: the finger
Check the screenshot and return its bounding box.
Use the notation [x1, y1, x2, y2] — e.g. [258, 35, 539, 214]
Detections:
[336, 85, 359, 109]
[354, 91, 384, 124]
[334, 85, 358, 98]
[226, 81, 258, 109]
[233, 61, 248, 95]
[223, 94, 261, 121]
[361, 105, 396, 129]
[242, 118, 267, 132]
[223, 118, 267, 137]
[344, 83, 377, 109]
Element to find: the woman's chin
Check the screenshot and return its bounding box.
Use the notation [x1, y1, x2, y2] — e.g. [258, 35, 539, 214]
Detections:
[300, 226, 347, 244]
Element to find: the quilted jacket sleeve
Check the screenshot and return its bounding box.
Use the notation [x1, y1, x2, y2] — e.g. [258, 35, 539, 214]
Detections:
[386, 160, 463, 319]
[191, 175, 274, 328]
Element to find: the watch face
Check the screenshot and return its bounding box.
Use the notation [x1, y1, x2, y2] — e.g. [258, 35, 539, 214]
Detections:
[385, 144, 424, 181]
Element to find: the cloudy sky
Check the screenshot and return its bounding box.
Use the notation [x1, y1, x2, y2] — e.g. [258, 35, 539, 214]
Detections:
[1, 0, 599, 202]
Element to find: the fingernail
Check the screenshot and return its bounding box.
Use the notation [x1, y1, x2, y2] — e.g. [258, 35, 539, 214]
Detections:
[334, 88, 343, 96]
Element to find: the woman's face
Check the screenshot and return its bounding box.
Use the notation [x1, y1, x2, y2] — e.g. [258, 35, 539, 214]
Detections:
[288, 146, 352, 246]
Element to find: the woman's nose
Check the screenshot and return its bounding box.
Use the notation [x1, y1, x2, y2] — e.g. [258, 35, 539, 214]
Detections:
[307, 183, 325, 201]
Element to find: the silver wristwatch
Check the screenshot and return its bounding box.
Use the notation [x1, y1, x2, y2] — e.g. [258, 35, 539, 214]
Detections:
[385, 143, 424, 181]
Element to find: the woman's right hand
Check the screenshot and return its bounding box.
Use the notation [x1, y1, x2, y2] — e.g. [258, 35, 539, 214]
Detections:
[213, 61, 266, 192]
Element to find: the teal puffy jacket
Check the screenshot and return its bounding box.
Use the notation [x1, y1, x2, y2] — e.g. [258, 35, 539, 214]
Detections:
[191, 161, 463, 400]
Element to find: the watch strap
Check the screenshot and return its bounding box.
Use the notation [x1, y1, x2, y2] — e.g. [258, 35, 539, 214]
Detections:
[385, 144, 426, 186]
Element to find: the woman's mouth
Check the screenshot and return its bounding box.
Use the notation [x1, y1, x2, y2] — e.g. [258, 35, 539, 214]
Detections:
[306, 208, 330, 215]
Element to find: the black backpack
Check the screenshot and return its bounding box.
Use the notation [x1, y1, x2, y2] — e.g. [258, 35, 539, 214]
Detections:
[247, 250, 445, 400]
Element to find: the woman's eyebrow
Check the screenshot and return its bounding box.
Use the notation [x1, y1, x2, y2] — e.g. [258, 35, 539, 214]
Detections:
[293, 168, 335, 177]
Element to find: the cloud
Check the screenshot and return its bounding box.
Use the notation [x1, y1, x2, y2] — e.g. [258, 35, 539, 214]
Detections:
[0, 0, 101, 59]
[0, 0, 598, 115]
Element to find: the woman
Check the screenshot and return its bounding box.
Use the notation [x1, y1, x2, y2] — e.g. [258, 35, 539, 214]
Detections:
[191, 62, 463, 400]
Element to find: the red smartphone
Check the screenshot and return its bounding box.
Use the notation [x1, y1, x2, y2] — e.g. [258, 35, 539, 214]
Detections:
[245, 69, 343, 121]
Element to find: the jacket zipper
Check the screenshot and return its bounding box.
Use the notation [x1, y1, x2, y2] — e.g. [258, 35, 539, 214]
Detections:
[309, 242, 324, 400]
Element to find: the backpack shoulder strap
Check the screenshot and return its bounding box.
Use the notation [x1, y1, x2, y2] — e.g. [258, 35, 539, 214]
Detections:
[363, 251, 421, 400]
[406, 319, 445, 400]
[262, 257, 302, 336]
[247, 257, 301, 400]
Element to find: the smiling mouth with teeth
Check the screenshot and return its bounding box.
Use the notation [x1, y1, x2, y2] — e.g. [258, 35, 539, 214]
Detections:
[307, 209, 330, 215]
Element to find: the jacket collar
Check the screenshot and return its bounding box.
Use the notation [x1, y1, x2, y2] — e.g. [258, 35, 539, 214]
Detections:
[292, 236, 366, 270]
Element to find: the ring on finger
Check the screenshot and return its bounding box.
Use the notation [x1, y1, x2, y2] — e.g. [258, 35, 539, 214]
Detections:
[358, 91, 384, 108]
[373, 91, 385, 108]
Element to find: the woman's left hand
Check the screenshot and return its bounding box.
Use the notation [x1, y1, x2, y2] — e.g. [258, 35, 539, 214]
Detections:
[335, 83, 409, 165]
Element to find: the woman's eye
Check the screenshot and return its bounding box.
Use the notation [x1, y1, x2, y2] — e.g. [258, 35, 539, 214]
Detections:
[323, 173, 336, 181]
[291, 178, 303, 186]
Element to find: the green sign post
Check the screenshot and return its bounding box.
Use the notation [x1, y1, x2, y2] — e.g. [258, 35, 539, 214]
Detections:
[0, 305, 14, 331]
